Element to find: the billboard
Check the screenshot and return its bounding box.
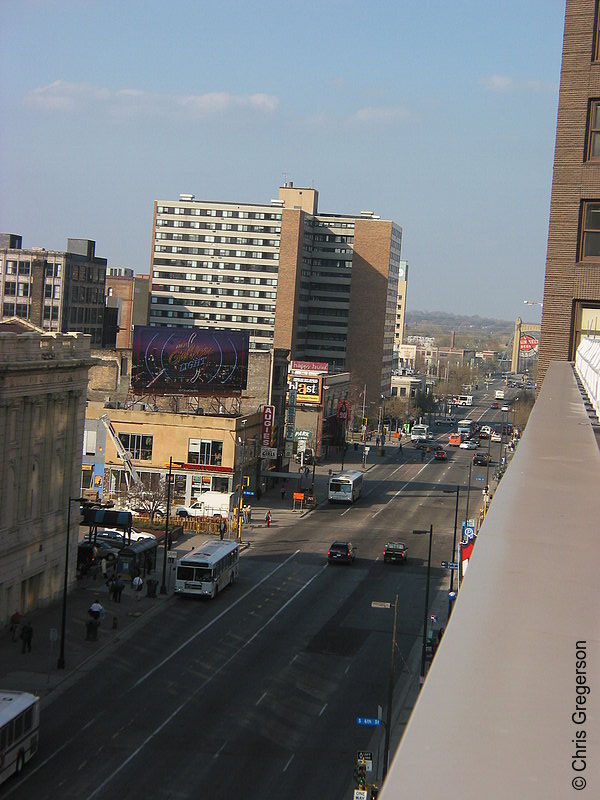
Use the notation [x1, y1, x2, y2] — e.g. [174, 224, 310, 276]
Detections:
[132, 326, 249, 394]
[288, 376, 322, 405]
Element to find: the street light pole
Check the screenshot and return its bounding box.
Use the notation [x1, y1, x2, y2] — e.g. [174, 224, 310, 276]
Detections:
[443, 486, 460, 621]
[57, 495, 84, 669]
[160, 456, 173, 595]
[465, 460, 472, 522]
[419, 524, 433, 686]
[382, 593, 399, 783]
[237, 419, 246, 542]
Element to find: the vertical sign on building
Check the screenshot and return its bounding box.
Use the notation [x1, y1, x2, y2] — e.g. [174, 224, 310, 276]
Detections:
[261, 405, 275, 448]
[285, 386, 297, 458]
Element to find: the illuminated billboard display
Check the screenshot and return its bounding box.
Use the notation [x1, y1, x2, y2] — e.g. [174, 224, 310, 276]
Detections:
[132, 326, 249, 394]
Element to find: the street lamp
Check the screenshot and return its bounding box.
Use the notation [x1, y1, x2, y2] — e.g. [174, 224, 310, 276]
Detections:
[237, 419, 247, 542]
[443, 486, 460, 621]
[57, 495, 85, 669]
[371, 594, 399, 784]
[465, 459, 473, 523]
[419, 524, 434, 686]
[160, 457, 173, 595]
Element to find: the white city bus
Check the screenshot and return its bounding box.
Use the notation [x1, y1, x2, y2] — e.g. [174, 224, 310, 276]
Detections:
[175, 540, 239, 599]
[411, 423, 430, 441]
[328, 470, 363, 503]
[455, 395, 473, 406]
[0, 691, 39, 785]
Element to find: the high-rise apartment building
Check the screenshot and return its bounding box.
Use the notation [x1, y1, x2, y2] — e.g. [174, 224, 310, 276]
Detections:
[538, 0, 600, 386]
[0, 235, 107, 346]
[149, 185, 401, 402]
[394, 260, 409, 352]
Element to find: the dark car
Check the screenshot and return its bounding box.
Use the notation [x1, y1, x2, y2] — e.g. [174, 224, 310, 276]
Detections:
[491, 401, 499, 409]
[434, 449, 448, 461]
[327, 541, 356, 564]
[77, 541, 119, 575]
[473, 453, 491, 466]
[383, 542, 408, 564]
[413, 439, 429, 449]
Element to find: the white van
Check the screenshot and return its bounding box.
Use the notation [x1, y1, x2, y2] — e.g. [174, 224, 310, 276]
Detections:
[495, 389, 505, 400]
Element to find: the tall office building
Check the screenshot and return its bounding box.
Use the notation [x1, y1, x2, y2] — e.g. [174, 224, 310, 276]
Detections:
[149, 185, 401, 403]
[538, 0, 600, 385]
[394, 260, 409, 352]
[0, 235, 107, 346]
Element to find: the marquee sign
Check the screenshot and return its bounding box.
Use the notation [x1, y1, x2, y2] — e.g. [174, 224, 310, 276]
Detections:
[261, 405, 275, 447]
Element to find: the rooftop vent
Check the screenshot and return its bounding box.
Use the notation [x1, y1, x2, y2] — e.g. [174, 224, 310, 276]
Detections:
[179, 193, 195, 201]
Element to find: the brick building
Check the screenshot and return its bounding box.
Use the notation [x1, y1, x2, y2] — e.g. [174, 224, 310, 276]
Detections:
[538, 0, 600, 385]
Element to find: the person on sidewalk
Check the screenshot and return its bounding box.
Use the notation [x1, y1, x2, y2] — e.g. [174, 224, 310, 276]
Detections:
[88, 598, 105, 622]
[10, 610, 22, 642]
[280, 484, 286, 502]
[115, 577, 124, 603]
[246, 504, 252, 524]
[265, 510, 271, 527]
[219, 519, 226, 540]
[132, 575, 143, 599]
[20, 620, 33, 653]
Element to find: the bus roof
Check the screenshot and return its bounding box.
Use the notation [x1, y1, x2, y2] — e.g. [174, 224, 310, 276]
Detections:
[332, 470, 363, 480]
[0, 690, 38, 722]
[178, 540, 239, 566]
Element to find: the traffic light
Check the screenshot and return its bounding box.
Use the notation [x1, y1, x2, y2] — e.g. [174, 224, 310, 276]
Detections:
[355, 759, 367, 789]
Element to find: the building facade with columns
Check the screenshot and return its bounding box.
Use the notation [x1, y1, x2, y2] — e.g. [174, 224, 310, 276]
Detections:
[0, 321, 93, 622]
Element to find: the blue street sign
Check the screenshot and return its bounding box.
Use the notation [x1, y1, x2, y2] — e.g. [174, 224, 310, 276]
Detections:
[356, 717, 382, 727]
[441, 561, 459, 570]
[475, 476, 485, 482]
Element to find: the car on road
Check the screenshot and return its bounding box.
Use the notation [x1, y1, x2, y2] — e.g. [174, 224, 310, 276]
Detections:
[327, 541, 356, 564]
[412, 438, 429, 449]
[501, 405, 510, 412]
[491, 401, 499, 409]
[434, 449, 448, 461]
[459, 439, 479, 449]
[435, 417, 456, 426]
[473, 453, 491, 466]
[383, 541, 408, 564]
[491, 431, 502, 442]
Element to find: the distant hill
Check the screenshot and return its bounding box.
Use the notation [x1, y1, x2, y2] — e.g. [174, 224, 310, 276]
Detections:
[404, 311, 514, 348]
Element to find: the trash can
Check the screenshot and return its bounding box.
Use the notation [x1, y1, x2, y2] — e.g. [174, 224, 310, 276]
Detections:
[146, 578, 158, 598]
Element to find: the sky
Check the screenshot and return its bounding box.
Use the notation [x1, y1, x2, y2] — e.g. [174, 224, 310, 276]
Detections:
[0, 0, 567, 324]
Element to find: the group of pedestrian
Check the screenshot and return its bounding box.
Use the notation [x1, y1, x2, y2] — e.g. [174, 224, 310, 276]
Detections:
[107, 575, 125, 602]
[242, 504, 252, 524]
[10, 610, 33, 653]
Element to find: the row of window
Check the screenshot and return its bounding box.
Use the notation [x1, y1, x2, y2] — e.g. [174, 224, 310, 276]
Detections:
[156, 233, 280, 247]
[1, 260, 31, 275]
[153, 293, 276, 305]
[150, 309, 275, 325]
[152, 258, 279, 273]
[152, 269, 278, 285]
[2, 282, 30, 297]
[154, 245, 279, 259]
[156, 220, 280, 233]
[3, 303, 28, 318]
[157, 206, 282, 220]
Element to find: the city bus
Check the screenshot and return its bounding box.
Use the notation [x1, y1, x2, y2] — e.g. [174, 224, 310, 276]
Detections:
[455, 395, 473, 406]
[328, 470, 364, 503]
[175, 540, 239, 599]
[410, 423, 430, 441]
[457, 419, 476, 440]
[0, 691, 39, 785]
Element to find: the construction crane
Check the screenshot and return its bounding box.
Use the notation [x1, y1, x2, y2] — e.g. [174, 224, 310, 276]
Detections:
[99, 413, 142, 490]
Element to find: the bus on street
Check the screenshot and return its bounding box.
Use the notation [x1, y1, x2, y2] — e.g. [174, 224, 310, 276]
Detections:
[0, 690, 39, 785]
[175, 540, 239, 599]
[410, 423, 430, 441]
[328, 470, 363, 503]
[457, 419, 476, 440]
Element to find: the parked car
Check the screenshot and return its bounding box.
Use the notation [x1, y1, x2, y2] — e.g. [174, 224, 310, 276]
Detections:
[383, 541, 407, 564]
[77, 541, 119, 575]
[327, 541, 356, 564]
[434, 449, 448, 461]
[473, 453, 491, 466]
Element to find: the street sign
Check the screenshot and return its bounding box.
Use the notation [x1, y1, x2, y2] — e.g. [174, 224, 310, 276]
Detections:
[260, 446, 277, 459]
[441, 561, 459, 569]
[356, 717, 381, 727]
[354, 791, 368, 800]
[463, 526, 475, 541]
[357, 751, 373, 762]
[371, 601, 391, 609]
[475, 476, 485, 482]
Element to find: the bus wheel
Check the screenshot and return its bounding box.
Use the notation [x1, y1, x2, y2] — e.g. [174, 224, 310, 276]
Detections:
[15, 751, 25, 775]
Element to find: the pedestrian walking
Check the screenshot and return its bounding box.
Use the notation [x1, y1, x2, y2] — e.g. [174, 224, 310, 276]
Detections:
[376, 435, 380, 447]
[219, 519, 226, 540]
[132, 575, 143, 600]
[88, 598, 105, 622]
[108, 575, 116, 601]
[242, 505, 248, 524]
[280, 484, 286, 501]
[9, 610, 22, 642]
[246, 504, 252, 524]
[20, 620, 33, 653]
[265, 510, 271, 527]
[101, 557, 108, 579]
[115, 577, 124, 603]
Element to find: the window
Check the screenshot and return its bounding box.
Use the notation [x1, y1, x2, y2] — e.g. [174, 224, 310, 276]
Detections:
[594, 1, 600, 61]
[188, 438, 223, 466]
[84, 429, 97, 455]
[4, 282, 16, 296]
[117, 433, 153, 460]
[16, 304, 28, 318]
[588, 101, 600, 161]
[581, 201, 600, 259]
[3, 303, 15, 316]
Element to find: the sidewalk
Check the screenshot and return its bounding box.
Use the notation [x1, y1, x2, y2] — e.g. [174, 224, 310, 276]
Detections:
[0, 570, 170, 708]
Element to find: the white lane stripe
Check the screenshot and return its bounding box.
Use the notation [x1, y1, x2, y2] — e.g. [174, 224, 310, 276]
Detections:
[214, 741, 227, 759]
[283, 754, 294, 772]
[86, 563, 328, 800]
[256, 691, 267, 706]
[319, 703, 327, 717]
[133, 550, 301, 688]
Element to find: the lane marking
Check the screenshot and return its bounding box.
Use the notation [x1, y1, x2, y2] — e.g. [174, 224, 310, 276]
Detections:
[85, 563, 328, 800]
[283, 754, 294, 772]
[214, 741, 227, 759]
[133, 550, 301, 688]
[319, 703, 327, 717]
[256, 691, 267, 706]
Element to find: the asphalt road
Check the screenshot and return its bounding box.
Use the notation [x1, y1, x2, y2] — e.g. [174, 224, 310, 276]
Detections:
[5, 387, 509, 800]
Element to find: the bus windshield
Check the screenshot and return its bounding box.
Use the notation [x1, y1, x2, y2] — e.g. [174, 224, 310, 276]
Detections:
[329, 479, 351, 494]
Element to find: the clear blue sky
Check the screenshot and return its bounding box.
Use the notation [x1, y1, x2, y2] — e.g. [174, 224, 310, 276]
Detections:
[0, 0, 566, 323]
